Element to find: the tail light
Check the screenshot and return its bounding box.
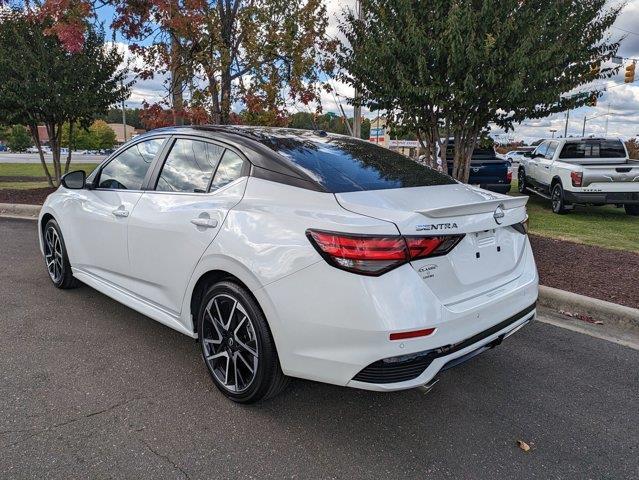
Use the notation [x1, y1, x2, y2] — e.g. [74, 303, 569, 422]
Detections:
[306, 229, 464, 276]
[506, 166, 513, 183]
[570, 171, 583, 187]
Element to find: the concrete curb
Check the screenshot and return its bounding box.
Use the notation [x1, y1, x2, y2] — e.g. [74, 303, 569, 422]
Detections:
[0, 203, 40, 220]
[538, 285, 639, 330]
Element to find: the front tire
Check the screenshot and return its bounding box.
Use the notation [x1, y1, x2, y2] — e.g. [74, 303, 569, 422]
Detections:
[518, 168, 527, 193]
[197, 280, 288, 403]
[625, 204, 639, 216]
[551, 183, 569, 214]
[43, 219, 80, 289]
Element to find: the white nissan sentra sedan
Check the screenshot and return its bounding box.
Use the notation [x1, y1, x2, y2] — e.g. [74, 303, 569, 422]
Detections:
[38, 126, 538, 403]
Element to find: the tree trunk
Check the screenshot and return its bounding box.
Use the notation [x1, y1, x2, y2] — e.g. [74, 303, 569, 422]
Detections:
[220, 66, 231, 125]
[65, 122, 73, 174]
[170, 35, 184, 126]
[29, 124, 54, 187]
[208, 73, 221, 124]
[46, 122, 62, 185]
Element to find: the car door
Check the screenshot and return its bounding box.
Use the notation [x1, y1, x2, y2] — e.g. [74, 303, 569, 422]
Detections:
[527, 141, 548, 185]
[537, 140, 558, 187]
[126, 136, 248, 315]
[62, 137, 167, 288]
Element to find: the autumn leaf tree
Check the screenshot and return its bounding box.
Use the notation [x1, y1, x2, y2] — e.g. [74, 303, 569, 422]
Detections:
[25, 0, 335, 126]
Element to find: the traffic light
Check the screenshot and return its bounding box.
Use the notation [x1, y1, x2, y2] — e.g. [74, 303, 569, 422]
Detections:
[587, 92, 597, 107]
[625, 62, 636, 84]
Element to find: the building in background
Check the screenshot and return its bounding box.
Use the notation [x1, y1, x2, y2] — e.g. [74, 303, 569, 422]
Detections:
[107, 123, 145, 144]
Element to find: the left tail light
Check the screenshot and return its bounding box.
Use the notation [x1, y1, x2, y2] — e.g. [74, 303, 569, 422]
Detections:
[571, 171, 583, 187]
[306, 229, 464, 276]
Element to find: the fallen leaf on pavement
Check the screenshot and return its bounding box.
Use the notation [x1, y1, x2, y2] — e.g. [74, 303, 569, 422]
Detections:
[558, 310, 601, 325]
[517, 440, 531, 452]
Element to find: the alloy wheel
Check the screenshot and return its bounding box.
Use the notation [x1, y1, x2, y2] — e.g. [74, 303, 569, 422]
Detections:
[201, 294, 259, 393]
[44, 226, 64, 283]
[518, 170, 525, 192]
[552, 186, 561, 211]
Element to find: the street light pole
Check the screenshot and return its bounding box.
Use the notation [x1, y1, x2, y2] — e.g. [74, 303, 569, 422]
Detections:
[582, 116, 587, 136]
[550, 129, 557, 138]
[563, 109, 570, 138]
[352, 0, 362, 139]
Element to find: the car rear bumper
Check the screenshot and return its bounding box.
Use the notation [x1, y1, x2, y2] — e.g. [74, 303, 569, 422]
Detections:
[261, 239, 539, 391]
[564, 191, 639, 205]
[348, 303, 535, 390]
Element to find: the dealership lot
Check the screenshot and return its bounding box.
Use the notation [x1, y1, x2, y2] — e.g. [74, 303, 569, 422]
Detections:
[1, 218, 638, 479]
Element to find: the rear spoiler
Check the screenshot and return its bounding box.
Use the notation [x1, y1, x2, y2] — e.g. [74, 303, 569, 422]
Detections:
[416, 196, 528, 218]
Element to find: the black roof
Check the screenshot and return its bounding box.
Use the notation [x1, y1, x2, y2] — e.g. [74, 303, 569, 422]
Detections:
[141, 125, 339, 191]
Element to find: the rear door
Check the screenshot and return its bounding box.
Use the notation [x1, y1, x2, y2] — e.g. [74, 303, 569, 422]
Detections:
[126, 136, 248, 315]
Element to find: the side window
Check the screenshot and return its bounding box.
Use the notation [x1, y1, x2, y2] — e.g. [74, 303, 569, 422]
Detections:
[545, 141, 558, 159]
[210, 150, 244, 191]
[99, 138, 164, 190]
[156, 139, 224, 193]
[534, 142, 549, 158]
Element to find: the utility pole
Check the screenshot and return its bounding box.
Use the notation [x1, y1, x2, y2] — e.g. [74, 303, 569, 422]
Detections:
[121, 79, 128, 143]
[352, 0, 362, 139]
[604, 103, 611, 136]
[563, 109, 570, 138]
[582, 116, 587, 136]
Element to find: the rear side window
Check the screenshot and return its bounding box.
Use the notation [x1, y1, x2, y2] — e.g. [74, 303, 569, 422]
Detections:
[257, 134, 455, 193]
[210, 150, 244, 191]
[559, 140, 626, 159]
[156, 139, 224, 192]
[99, 138, 164, 190]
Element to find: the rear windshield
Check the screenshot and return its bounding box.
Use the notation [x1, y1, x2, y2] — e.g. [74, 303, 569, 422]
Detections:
[559, 140, 626, 159]
[256, 134, 456, 193]
[445, 146, 495, 160]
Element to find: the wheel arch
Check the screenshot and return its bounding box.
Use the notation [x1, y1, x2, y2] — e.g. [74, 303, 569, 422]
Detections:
[551, 175, 562, 189]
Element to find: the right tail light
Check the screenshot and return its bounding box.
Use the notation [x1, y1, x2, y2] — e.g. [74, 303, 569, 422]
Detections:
[306, 229, 464, 276]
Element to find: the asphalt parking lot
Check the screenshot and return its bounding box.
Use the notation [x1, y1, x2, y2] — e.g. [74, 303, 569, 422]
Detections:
[1, 218, 638, 479]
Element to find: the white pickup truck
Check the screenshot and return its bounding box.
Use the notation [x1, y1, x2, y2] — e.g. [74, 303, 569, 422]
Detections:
[517, 137, 639, 216]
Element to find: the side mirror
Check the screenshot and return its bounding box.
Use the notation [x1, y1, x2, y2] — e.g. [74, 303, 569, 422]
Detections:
[61, 170, 86, 189]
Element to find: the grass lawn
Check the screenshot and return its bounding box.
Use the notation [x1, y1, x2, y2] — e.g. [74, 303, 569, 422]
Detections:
[0, 163, 98, 189]
[509, 179, 639, 253]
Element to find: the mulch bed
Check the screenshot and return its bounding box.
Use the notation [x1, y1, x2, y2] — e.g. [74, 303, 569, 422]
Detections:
[0, 188, 636, 309]
[0, 187, 57, 205]
[530, 234, 639, 310]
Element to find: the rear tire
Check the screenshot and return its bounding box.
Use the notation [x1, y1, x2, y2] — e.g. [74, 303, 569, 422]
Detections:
[43, 219, 80, 289]
[551, 183, 569, 214]
[625, 204, 639, 216]
[197, 280, 288, 403]
[517, 168, 527, 194]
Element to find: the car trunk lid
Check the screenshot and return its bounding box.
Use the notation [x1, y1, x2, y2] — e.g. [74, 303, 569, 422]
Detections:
[335, 184, 530, 304]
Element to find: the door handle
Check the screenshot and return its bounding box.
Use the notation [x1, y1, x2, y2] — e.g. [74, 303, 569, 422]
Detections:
[112, 209, 129, 217]
[191, 218, 218, 228]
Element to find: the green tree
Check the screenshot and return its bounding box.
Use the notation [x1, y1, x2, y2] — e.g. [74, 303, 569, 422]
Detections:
[0, 10, 129, 185]
[339, 0, 621, 182]
[5, 125, 32, 152]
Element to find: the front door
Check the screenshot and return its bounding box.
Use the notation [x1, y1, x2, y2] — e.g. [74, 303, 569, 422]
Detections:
[63, 137, 166, 288]
[537, 140, 558, 188]
[127, 137, 247, 316]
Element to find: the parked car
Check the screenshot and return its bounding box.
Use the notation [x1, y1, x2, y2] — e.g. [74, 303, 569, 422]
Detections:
[446, 145, 512, 194]
[518, 137, 639, 215]
[0, 144, 8, 152]
[506, 147, 535, 163]
[38, 126, 538, 403]
[26, 146, 40, 154]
